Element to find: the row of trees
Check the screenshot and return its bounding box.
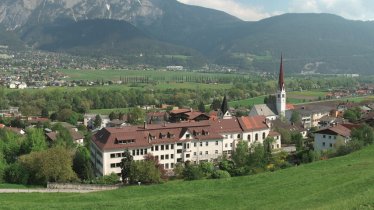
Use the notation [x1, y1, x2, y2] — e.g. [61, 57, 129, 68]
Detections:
[0, 124, 95, 185]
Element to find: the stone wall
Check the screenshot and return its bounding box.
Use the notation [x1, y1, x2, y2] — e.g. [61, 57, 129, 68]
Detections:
[47, 182, 121, 191]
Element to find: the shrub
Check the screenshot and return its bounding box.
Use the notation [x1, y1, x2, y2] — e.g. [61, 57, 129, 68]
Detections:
[199, 162, 214, 177]
[183, 164, 204, 181]
[5, 162, 29, 185]
[211, 170, 231, 179]
[93, 173, 120, 185]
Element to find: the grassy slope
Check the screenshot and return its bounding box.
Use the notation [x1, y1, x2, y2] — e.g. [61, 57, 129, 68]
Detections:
[1, 146, 374, 209]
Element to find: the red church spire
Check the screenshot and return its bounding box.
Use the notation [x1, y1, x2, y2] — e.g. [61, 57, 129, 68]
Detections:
[278, 54, 285, 91]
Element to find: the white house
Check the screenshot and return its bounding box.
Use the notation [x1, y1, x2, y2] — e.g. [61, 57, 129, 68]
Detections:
[90, 116, 281, 176]
[314, 124, 353, 151]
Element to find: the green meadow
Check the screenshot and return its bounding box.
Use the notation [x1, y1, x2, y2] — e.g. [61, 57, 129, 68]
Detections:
[1, 145, 374, 209]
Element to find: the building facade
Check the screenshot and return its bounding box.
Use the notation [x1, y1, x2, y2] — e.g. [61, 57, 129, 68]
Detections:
[90, 116, 281, 176]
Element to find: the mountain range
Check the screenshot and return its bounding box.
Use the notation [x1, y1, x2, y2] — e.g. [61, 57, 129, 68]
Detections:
[1, 0, 374, 74]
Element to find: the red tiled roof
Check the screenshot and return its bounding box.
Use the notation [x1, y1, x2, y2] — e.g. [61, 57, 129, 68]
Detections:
[268, 131, 281, 137]
[184, 111, 209, 120]
[210, 118, 243, 133]
[286, 104, 295, 110]
[170, 109, 191, 115]
[92, 119, 243, 151]
[238, 116, 268, 131]
[316, 125, 352, 137]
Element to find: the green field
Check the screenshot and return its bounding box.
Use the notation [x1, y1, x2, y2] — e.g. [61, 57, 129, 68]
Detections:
[229, 96, 266, 107]
[59, 69, 250, 82]
[1, 145, 374, 209]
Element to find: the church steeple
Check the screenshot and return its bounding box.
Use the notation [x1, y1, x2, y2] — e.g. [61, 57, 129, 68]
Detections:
[278, 54, 285, 91]
[221, 95, 228, 115]
[276, 54, 286, 117]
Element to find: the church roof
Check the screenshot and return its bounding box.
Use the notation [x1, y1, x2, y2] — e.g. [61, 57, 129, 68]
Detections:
[249, 104, 277, 117]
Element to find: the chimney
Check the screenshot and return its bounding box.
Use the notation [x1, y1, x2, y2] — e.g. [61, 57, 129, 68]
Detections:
[143, 121, 147, 129]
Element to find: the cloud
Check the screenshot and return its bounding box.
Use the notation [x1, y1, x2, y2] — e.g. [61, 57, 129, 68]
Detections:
[177, 0, 272, 21]
[290, 0, 374, 20]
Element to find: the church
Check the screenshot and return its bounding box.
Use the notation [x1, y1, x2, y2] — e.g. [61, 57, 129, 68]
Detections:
[249, 55, 288, 120]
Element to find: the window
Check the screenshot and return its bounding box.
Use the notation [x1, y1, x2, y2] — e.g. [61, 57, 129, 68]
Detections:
[187, 143, 190, 149]
[155, 146, 159, 151]
[215, 141, 218, 145]
[330, 143, 333, 148]
[186, 134, 190, 138]
[255, 134, 258, 141]
[177, 149, 182, 154]
[205, 151, 208, 155]
[161, 155, 164, 160]
[247, 135, 251, 142]
[237, 134, 241, 139]
[171, 144, 174, 149]
[206, 142, 208, 146]
[186, 154, 190, 158]
[194, 142, 197, 147]
[322, 142, 326, 146]
[165, 155, 169, 159]
[171, 163, 174, 169]
[200, 142, 203, 147]
[110, 154, 115, 158]
[136, 150, 139, 156]
[161, 145, 164, 150]
[165, 163, 169, 169]
[151, 146, 154, 151]
[144, 149, 148, 154]
[132, 150, 135, 156]
[278, 94, 281, 98]
[199, 151, 202, 155]
[166, 145, 169, 150]
[230, 143, 232, 147]
[194, 152, 197, 156]
[215, 150, 218, 154]
[323, 135, 326, 138]
[262, 132, 266, 140]
[171, 154, 174, 159]
[110, 163, 116, 168]
[177, 143, 182, 146]
[225, 143, 228, 148]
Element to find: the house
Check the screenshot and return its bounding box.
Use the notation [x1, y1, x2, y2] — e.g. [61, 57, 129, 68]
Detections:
[84, 114, 110, 129]
[313, 124, 358, 151]
[146, 112, 168, 124]
[45, 128, 85, 145]
[287, 105, 331, 128]
[169, 109, 210, 122]
[90, 116, 281, 176]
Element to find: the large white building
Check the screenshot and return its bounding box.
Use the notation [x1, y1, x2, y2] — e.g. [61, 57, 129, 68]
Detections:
[90, 116, 281, 176]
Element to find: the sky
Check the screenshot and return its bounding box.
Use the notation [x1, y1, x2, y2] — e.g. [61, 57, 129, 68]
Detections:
[177, 0, 374, 21]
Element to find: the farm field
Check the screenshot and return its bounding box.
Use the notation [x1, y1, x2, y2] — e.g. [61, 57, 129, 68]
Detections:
[1, 145, 374, 209]
[59, 69, 252, 82]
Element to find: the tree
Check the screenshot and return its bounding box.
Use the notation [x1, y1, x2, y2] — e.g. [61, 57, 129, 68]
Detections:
[21, 128, 47, 154]
[210, 98, 221, 110]
[127, 108, 145, 125]
[231, 140, 248, 168]
[290, 111, 301, 124]
[183, 162, 204, 181]
[292, 133, 304, 151]
[41, 108, 49, 118]
[94, 114, 102, 128]
[248, 144, 266, 170]
[19, 147, 78, 184]
[198, 101, 206, 113]
[351, 124, 374, 146]
[0, 152, 5, 183]
[109, 111, 117, 121]
[263, 137, 275, 164]
[129, 159, 162, 184]
[120, 150, 133, 184]
[73, 147, 94, 181]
